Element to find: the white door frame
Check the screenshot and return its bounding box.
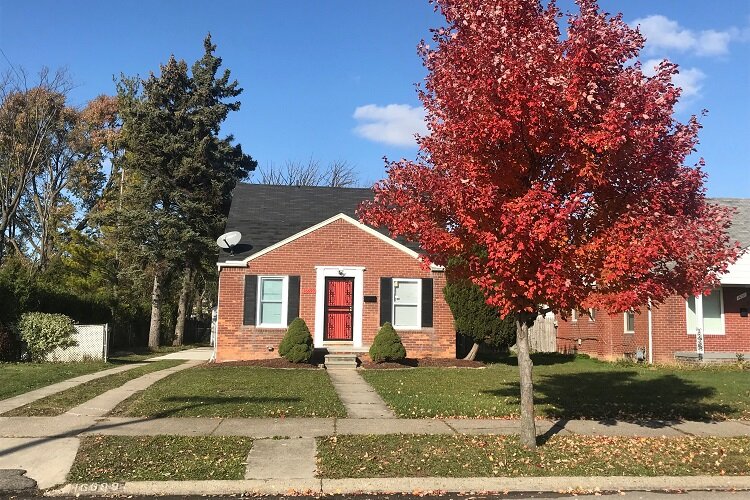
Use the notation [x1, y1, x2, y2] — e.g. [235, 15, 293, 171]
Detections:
[314, 266, 365, 348]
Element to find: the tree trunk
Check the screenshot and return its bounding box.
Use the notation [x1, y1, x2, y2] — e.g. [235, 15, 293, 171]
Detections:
[148, 271, 163, 349]
[463, 342, 480, 361]
[173, 265, 194, 346]
[516, 313, 537, 448]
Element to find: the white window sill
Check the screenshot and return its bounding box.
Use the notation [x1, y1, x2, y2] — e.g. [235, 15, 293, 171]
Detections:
[393, 325, 421, 331]
[257, 324, 287, 330]
[687, 332, 725, 336]
[624, 330, 635, 334]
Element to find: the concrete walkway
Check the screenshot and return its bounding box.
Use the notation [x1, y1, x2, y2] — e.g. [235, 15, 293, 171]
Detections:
[0, 363, 147, 415]
[147, 347, 212, 361]
[1, 415, 748, 439]
[0, 360, 202, 489]
[65, 360, 201, 417]
[244, 438, 317, 479]
[0, 437, 79, 489]
[326, 369, 396, 418]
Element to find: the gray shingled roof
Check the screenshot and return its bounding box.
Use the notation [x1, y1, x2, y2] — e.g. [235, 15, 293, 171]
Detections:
[711, 198, 750, 248]
[217, 186, 750, 263]
[218, 184, 419, 263]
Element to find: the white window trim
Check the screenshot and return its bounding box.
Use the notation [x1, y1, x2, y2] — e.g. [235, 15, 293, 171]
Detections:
[624, 311, 635, 334]
[686, 289, 725, 336]
[392, 278, 422, 330]
[257, 276, 289, 329]
[314, 266, 365, 348]
[588, 308, 596, 322]
[571, 309, 578, 322]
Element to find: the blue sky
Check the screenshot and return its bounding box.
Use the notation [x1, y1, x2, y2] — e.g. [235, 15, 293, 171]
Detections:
[1, 0, 748, 196]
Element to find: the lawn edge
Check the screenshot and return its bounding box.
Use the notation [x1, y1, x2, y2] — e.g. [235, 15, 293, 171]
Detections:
[48, 475, 750, 496]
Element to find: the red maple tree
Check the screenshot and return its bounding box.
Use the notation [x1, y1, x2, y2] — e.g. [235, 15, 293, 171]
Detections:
[359, 0, 740, 447]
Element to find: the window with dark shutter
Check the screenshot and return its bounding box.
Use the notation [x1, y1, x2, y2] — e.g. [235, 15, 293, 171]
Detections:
[287, 275, 301, 325]
[243, 275, 258, 325]
[380, 277, 392, 325]
[421, 278, 433, 327]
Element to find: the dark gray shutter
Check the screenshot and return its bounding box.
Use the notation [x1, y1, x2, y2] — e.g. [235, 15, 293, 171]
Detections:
[380, 277, 392, 325]
[243, 275, 258, 325]
[287, 275, 301, 325]
[421, 278, 434, 328]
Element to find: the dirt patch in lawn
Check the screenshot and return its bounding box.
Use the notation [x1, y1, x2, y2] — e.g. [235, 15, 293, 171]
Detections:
[361, 358, 486, 369]
[208, 358, 322, 369]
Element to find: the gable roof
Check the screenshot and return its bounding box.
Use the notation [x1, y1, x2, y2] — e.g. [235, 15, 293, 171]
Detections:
[218, 186, 749, 265]
[712, 198, 750, 248]
[218, 183, 420, 263]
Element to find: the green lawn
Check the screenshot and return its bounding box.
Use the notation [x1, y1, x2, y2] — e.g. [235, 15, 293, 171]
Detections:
[110, 365, 346, 418]
[3, 360, 184, 416]
[0, 361, 110, 401]
[360, 354, 750, 420]
[68, 436, 253, 482]
[317, 434, 750, 478]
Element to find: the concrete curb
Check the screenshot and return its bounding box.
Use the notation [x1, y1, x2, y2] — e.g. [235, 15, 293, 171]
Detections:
[45, 476, 750, 496]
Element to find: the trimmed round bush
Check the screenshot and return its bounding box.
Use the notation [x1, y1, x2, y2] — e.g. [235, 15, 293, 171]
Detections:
[369, 322, 407, 363]
[279, 318, 313, 363]
[18, 312, 77, 362]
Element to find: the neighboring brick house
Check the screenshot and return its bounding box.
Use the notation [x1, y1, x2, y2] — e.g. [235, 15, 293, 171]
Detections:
[557, 198, 750, 363]
[214, 184, 455, 362]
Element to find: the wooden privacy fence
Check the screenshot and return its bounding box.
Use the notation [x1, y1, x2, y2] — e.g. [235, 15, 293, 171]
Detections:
[528, 314, 557, 352]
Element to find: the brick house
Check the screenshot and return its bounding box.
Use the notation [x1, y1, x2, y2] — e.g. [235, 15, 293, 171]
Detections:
[214, 184, 455, 362]
[557, 198, 750, 363]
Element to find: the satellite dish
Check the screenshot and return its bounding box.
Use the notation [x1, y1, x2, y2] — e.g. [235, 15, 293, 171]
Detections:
[216, 231, 242, 255]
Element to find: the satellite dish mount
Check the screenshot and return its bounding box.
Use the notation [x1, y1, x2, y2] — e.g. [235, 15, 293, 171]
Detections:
[216, 231, 242, 256]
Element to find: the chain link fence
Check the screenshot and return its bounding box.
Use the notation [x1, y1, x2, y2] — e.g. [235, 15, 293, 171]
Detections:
[46, 324, 109, 362]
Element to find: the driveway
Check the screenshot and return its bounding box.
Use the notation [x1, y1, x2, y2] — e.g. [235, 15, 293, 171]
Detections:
[148, 347, 212, 361]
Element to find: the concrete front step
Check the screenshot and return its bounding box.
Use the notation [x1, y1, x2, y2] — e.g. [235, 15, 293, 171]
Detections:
[324, 354, 358, 369]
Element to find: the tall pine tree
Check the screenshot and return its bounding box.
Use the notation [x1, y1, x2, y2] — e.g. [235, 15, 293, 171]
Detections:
[117, 36, 254, 348]
[172, 35, 256, 345]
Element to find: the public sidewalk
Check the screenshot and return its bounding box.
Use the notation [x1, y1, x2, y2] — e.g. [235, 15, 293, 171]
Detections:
[2, 415, 749, 439]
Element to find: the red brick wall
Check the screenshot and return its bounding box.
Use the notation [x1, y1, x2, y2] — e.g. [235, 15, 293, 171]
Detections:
[650, 287, 750, 361]
[557, 286, 750, 362]
[216, 218, 455, 361]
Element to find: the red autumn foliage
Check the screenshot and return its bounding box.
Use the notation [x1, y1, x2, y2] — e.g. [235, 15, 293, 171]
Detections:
[360, 0, 740, 318]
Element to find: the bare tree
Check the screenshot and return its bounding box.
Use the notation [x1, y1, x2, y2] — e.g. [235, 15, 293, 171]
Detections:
[0, 68, 73, 262]
[255, 159, 360, 187]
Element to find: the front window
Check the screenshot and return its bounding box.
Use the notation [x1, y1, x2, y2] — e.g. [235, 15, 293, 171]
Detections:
[393, 278, 421, 329]
[686, 288, 724, 335]
[258, 276, 287, 327]
[624, 311, 635, 333]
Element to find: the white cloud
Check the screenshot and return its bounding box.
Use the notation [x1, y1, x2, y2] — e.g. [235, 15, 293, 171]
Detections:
[642, 58, 705, 98]
[632, 15, 734, 57]
[673, 67, 706, 98]
[353, 104, 428, 147]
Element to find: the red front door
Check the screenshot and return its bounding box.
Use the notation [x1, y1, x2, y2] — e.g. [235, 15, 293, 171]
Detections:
[324, 277, 354, 341]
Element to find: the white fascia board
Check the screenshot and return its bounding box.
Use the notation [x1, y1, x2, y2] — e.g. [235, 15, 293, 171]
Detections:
[217, 213, 426, 268]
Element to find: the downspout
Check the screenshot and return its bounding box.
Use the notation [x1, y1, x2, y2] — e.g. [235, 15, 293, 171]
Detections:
[647, 297, 653, 364]
[212, 265, 221, 363]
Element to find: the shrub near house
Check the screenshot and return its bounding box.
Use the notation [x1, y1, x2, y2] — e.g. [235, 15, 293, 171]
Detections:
[369, 322, 407, 363]
[279, 318, 313, 363]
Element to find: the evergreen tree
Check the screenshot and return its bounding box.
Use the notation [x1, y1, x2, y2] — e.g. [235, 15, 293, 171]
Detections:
[116, 37, 255, 348]
[171, 35, 256, 345]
